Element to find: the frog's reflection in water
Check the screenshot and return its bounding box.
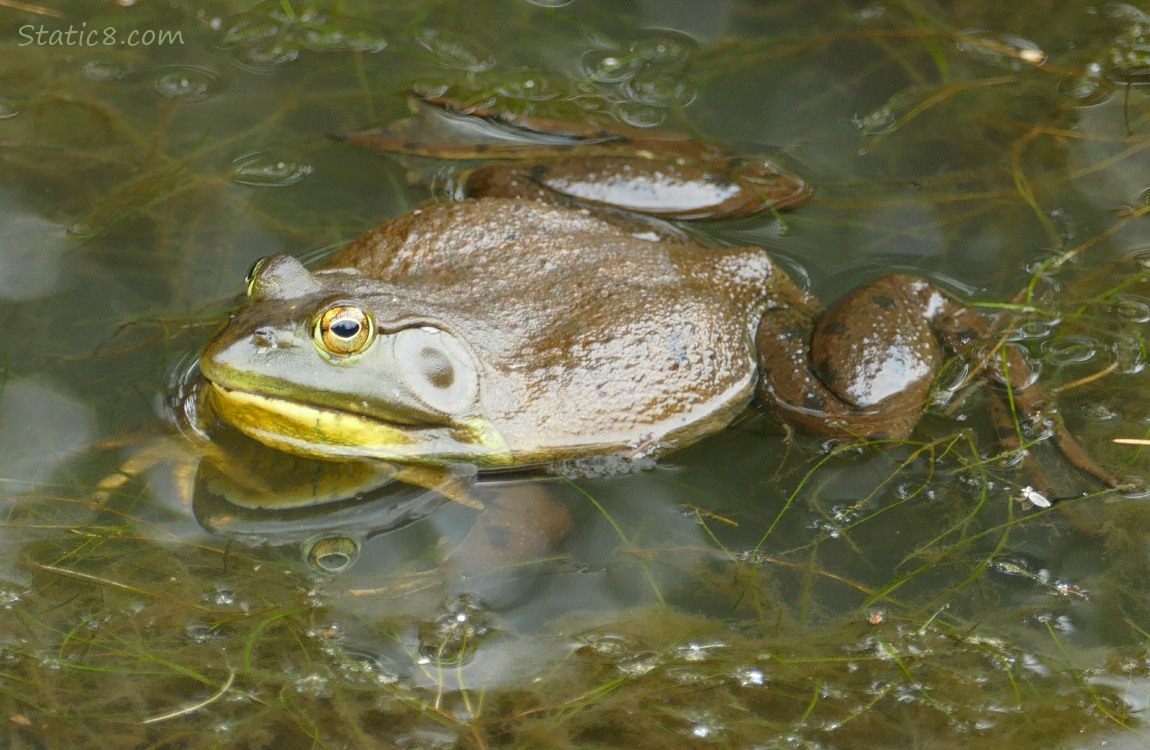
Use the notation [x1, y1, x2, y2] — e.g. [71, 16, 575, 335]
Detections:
[190, 430, 580, 606]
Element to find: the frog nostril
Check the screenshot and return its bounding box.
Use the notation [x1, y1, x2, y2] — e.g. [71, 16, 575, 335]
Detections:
[252, 328, 278, 348]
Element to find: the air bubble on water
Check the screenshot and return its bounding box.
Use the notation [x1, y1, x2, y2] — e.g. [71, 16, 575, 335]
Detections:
[613, 101, 666, 129]
[292, 671, 331, 698]
[413, 28, 495, 72]
[630, 32, 695, 66]
[1128, 247, 1150, 269]
[625, 71, 694, 106]
[154, 66, 221, 102]
[494, 74, 564, 102]
[186, 624, 227, 644]
[674, 641, 726, 662]
[1117, 477, 1150, 499]
[617, 650, 660, 676]
[850, 105, 895, 134]
[808, 519, 841, 539]
[1057, 74, 1112, 106]
[666, 666, 707, 684]
[230, 152, 313, 187]
[576, 632, 638, 658]
[240, 41, 299, 66]
[1112, 334, 1147, 373]
[829, 504, 860, 524]
[418, 594, 494, 666]
[220, 14, 280, 46]
[1081, 401, 1119, 421]
[307, 621, 344, 641]
[83, 60, 131, 82]
[336, 649, 401, 686]
[681, 711, 723, 741]
[0, 588, 24, 608]
[1044, 335, 1098, 366]
[1110, 295, 1150, 322]
[580, 49, 642, 83]
[303, 20, 387, 53]
[735, 666, 766, 687]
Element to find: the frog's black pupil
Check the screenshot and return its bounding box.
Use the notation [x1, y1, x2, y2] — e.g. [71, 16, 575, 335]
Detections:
[245, 258, 264, 285]
[330, 319, 361, 339]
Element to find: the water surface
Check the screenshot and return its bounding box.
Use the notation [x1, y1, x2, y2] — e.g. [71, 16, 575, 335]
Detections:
[1, 1, 1148, 747]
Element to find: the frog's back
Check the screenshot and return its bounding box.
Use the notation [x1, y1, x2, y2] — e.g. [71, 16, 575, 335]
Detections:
[328, 198, 777, 461]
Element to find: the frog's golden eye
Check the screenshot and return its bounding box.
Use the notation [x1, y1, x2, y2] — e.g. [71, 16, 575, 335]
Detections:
[244, 257, 267, 297]
[314, 304, 374, 357]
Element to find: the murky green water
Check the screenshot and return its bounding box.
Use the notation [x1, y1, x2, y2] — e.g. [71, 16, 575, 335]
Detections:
[1, 1, 1149, 747]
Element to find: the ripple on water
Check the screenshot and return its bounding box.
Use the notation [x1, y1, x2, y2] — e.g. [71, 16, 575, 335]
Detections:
[1108, 294, 1150, 323]
[1081, 401, 1119, 421]
[1111, 333, 1147, 373]
[616, 649, 661, 676]
[302, 17, 387, 53]
[580, 49, 644, 84]
[412, 27, 495, 72]
[674, 640, 728, 663]
[614, 101, 666, 128]
[622, 71, 696, 108]
[492, 73, 565, 102]
[1057, 68, 1113, 107]
[417, 594, 495, 666]
[1044, 334, 1099, 366]
[575, 631, 641, 658]
[153, 65, 222, 102]
[229, 152, 313, 187]
[629, 30, 697, 67]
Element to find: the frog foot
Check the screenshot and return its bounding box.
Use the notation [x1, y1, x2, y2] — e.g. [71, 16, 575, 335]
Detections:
[332, 88, 811, 220]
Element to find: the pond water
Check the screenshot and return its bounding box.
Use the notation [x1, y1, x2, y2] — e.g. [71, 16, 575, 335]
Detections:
[1, 0, 1149, 747]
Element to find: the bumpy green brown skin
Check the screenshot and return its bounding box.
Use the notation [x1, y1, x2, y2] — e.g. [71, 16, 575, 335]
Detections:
[322, 198, 791, 461]
[200, 197, 818, 470]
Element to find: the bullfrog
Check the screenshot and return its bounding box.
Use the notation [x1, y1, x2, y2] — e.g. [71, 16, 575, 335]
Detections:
[196, 93, 1119, 512]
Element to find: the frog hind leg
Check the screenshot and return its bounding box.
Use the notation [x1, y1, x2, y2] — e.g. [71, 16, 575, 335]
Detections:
[755, 275, 937, 441]
[462, 156, 811, 220]
[757, 273, 1123, 489]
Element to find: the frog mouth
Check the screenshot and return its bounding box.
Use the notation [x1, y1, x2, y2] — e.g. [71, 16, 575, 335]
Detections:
[205, 383, 513, 466]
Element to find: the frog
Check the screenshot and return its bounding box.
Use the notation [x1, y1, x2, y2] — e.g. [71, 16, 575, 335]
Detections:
[196, 91, 1120, 520]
